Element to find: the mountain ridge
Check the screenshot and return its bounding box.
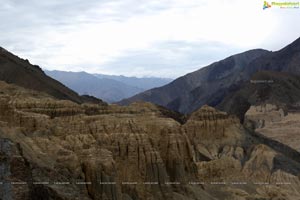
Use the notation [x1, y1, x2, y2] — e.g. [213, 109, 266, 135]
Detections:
[118, 48, 270, 113]
[0, 46, 105, 104]
[93, 73, 173, 90]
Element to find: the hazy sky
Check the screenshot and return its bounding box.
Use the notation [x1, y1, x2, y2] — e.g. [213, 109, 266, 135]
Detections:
[0, 0, 300, 78]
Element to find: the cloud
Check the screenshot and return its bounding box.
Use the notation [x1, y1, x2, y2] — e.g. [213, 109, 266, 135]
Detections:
[0, 0, 299, 78]
[93, 40, 244, 78]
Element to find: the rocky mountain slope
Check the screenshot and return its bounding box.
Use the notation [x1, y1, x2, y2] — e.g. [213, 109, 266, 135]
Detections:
[118, 49, 270, 113]
[119, 37, 300, 114]
[241, 37, 300, 77]
[214, 37, 300, 153]
[216, 70, 300, 153]
[217, 71, 300, 120]
[0, 47, 104, 104]
[1, 80, 300, 200]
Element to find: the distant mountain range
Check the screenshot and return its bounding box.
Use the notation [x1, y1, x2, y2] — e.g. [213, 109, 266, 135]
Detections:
[119, 37, 300, 114]
[93, 74, 173, 91]
[45, 70, 172, 103]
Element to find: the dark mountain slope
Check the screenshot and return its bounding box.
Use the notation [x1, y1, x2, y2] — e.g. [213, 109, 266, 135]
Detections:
[242, 37, 300, 78]
[217, 70, 300, 122]
[217, 37, 300, 121]
[0, 47, 104, 104]
[119, 49, 270, 113]
[119, 37, 300, 114]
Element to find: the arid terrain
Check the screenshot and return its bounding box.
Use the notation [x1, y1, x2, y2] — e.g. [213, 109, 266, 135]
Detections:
[245, 104, 300, 152]
[1, 80, 300, 200]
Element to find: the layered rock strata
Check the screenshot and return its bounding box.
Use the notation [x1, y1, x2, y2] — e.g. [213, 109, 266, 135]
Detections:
[0, 81, 300, 200]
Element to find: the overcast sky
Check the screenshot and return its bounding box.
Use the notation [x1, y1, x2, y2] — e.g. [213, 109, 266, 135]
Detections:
[0, 0, 300, 78]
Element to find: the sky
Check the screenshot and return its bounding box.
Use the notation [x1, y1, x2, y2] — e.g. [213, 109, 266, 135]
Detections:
[0, 0, 300, 78]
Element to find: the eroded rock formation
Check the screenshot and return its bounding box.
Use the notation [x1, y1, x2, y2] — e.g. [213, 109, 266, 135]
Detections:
[245, 103, 300, 152]
[1, 81, 300, 200]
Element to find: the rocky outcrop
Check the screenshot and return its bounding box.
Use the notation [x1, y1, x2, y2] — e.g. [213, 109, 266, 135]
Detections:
[1, 81, 300, 200]
[245, 103, 300, 152]
[217, 70, 300, 123]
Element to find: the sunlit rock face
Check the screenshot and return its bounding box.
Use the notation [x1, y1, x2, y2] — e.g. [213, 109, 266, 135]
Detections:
[1, 81, 300, 200]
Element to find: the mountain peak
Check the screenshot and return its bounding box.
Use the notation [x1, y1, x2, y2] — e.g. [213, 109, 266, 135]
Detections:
[189, 105, 229, 120]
